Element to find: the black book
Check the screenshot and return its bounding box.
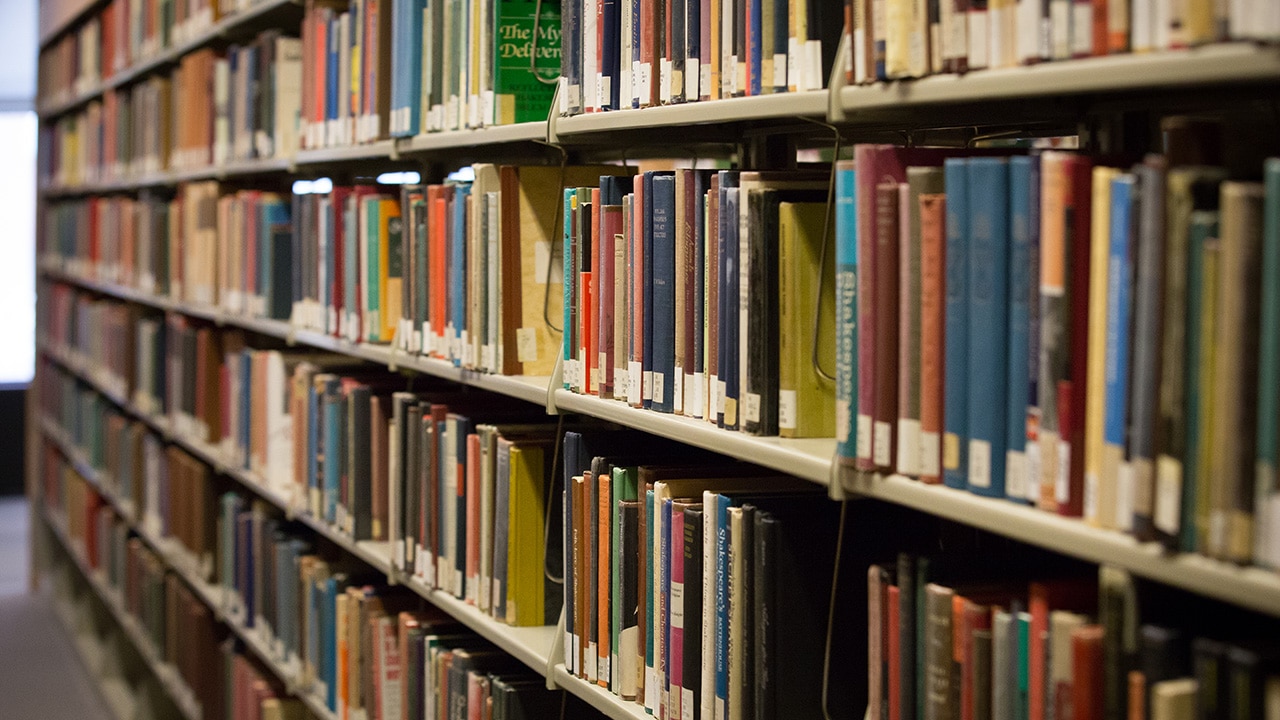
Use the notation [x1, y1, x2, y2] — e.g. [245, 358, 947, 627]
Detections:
[898, 552, 917, 720]
[1140, 624, 1189, 708]
[1193, 637, 1228, 720]
[348, 384, 372, 540]
[620, 500, 641, 700]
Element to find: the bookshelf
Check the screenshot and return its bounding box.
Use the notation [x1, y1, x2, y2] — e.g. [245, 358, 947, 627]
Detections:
[32, 0, 1280, 718]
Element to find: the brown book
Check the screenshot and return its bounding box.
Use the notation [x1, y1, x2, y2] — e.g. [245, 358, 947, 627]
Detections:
[874, 182, 902, 472]
[1072, 625, 1105, 720]
[919, 193, 947, 483]
[1212, 181, 1264, 563]
[1061, 154, 1095, 518]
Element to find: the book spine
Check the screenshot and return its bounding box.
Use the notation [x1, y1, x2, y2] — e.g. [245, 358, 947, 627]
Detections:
[653, 174, 677, 412]
[856, 146, 879, 470]
[943, 157, 969, 489]
[1129, 158, 1167, 541]
[836, 163, 860, 463]
[1101, 173, 1135, 533]
[1006, 155, 1033, 503]
[966, 157, 1010, 498]
[1257, 160, 1280, 568]
[1084, 167, 1118, 527]
[919, 192, 946, 483]
[874, 182, 900, 471]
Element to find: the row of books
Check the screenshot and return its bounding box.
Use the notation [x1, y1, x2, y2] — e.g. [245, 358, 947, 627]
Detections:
[217, 488, 596, 719]
[302, 0, 560, 148]
[866, 554, 1280, 720]
[38, 0, 223, 105]
[40, 366, 221, 583]
[558, 168, 836, 440]
[843, 0, 1280, 86]
[558, 428, 900, 719]
[40, 313, 568, 629]
[40, 35, 303, 188]
[41, 162, 597, 379]
[43, 449, 309, 720]
[41, 361, 597, 719]
[832, 136, 1280, 569]
[559, 0, 840, 114]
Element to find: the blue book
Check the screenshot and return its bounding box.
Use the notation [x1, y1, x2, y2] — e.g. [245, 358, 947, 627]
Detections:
[630, 0, 641, 107]
[722, 185, 740, 430]
[237, 513, 255, 622]
[835, 164, 858, 461]
[652, 173, 677, 412]
[326, 16, 338, 138]
[1026, 156, 1041, 500]
[307, 380, 320, 507]
[1006, 156, 1033, 503]
[943, 158, 969, 489]
[564, 189, 577, 389]
[749, 0, 762, 96]
[323, 385, 343, 523]
[239, 352, 253, 468]
[602, 0, 620, 109]
[451, 184, 471, 365]
[322, 576, 338, 709]
[966, 157, 1010, 498]
[1103, 175, 1136, 494]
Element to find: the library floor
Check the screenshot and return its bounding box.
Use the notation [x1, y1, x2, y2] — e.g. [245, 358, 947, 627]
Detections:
[0, 496, 114, 720]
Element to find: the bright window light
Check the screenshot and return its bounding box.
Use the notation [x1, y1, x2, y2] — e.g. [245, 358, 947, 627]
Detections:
[0, 111, 35, 385]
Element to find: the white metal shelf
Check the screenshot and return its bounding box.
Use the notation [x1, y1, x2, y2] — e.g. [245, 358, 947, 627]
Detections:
[40, 267, 553, 407]
[552, 665, 650, 720]
[40, 156, 296, 198]
[844, 471, 1280, 617]
[293, 140, 399, 167]
[396, 122, 549, 153]
[834, 42, 1280, 119]
[550, 91, 829, 139]
[552, 388, 837, 485]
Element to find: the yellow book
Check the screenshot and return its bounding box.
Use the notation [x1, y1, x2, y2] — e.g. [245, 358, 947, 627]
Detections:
[1085, 166, 1118, 528]
[778, 201, 835, 438]
[507, 441, 550, 626]
[380, 197, 404, 343]
[261, 698, 307, 720]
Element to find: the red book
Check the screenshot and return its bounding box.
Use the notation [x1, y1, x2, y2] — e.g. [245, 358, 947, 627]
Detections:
[959, 599, 991, 720]
[429, 186, 451, 357]
[589, 188, 602, 394]
[1072, 625, 1105, 720]
[580, 269, 595, 394]
[887, 584, 902, 720]
[919, 193, 947, 483]
[873, 182, 901, 473]
[600, 203, 621, 399]
[1062, 155, 1094, 517]
[1030, 580, 1096, 720]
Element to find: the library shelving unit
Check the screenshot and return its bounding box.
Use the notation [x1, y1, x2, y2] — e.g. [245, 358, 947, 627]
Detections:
[31, 0, 1280, 714]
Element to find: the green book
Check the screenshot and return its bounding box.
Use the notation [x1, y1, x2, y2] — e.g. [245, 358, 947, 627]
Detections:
[492, 0, 560, 125]
[1185, 211, 1219, 554]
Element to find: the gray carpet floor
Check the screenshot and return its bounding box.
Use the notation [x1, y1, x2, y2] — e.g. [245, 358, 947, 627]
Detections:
[0, 496, 115, 720]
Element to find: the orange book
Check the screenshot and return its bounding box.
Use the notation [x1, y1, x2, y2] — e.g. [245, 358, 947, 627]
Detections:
[466, 432, 481, 605]
[1127, 671, 1145, 720]
[887, 585, 901, 720]
[597, 470, 611, 687]
[1030, 580, 1094, 720]
[429, 186, 450, 357]
[918, 193, 946, 483]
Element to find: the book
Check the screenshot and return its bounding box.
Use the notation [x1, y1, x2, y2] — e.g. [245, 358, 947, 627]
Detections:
[966, 157, 1010, 498]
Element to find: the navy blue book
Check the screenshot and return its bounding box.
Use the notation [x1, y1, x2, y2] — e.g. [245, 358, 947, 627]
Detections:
[749, 0, 762, 95]
[1006, 156, 1033, 503]
[630, 0, 641, 107]
[451, 184, 471, 366]
[643, 173, 664, 409]
[966, 157, 1010, 498]
[652, 173, 677, 412]
[326, 16, 338, 138]
[943, 158, 968, 490]
[719, 173, 741, 429]
[693, 171, 710, 410]
[563, 0, 581, 114]
[602, 0, 621, 109]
